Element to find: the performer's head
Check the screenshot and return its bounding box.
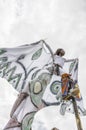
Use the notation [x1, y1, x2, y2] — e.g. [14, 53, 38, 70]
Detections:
[55, 48, 65, 57]
[51, 127, 59, 130]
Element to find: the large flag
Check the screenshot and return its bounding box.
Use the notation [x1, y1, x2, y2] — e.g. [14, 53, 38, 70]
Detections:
[1, 40, 85, 130]
[1, 40, 54, 130]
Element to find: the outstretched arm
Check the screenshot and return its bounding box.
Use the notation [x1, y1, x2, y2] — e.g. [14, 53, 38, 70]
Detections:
[65, 58, 78, 62]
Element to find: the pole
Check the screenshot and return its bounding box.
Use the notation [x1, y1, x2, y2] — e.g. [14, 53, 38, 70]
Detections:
[71, 96, 83, 130]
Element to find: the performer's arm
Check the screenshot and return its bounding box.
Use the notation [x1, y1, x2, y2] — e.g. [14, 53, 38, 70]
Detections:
[65, 58, 78, 62]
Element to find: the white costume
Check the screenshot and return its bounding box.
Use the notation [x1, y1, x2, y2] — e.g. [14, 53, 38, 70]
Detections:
[54, 55, 65, 67]
[53, 55, 66, 75]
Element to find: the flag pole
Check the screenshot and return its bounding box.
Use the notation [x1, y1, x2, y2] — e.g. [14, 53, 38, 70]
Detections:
[71, 96, 83, 130]
[63, 88, 83, 130]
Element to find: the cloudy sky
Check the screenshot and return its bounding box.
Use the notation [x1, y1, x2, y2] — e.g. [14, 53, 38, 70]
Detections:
[0, 0, 86, 129]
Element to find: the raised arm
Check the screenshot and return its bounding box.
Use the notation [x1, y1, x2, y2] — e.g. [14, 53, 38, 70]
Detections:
[65, 58, 78, 62]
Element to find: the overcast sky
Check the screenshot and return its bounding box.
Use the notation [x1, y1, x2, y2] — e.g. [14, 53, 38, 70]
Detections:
[0, 0, 86, 129]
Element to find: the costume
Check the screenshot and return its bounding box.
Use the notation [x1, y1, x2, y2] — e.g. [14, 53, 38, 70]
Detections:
[53, 54, 66, 75]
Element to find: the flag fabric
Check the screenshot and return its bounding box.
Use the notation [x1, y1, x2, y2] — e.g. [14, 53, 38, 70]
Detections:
[0, 40, 85, 130]
[1, 40, 54, 130]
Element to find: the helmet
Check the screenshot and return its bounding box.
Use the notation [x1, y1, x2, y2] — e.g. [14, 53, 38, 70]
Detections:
[55, 48, 65, 56]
